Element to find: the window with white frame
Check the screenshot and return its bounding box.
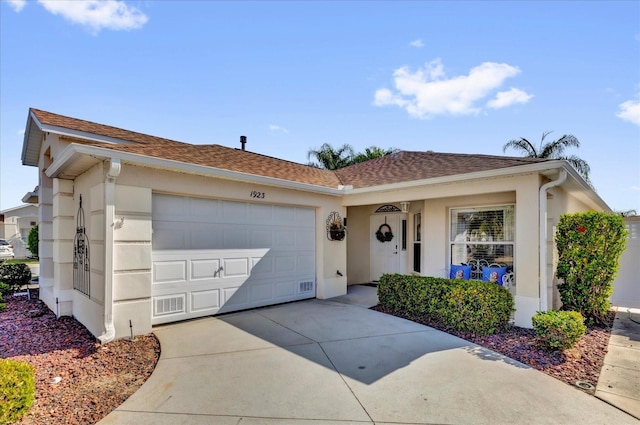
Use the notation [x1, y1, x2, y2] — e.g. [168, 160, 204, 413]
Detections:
[450, 205, 514, 271]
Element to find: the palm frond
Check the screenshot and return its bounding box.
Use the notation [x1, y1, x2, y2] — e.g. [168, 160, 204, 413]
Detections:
[503, 138, 538, 157]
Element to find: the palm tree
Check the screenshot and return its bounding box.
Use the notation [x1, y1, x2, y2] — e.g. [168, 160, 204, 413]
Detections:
[307, 143, 355, 170]
[351, 146, 399, 164]
[503, 131, 591, 183]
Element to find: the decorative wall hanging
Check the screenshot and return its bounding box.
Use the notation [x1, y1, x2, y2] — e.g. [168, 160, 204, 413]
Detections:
[326, 211, 346, 241]
[376, 220, 394, 243]
[73, 195, 90, 297]
[375, 204, 401, 213]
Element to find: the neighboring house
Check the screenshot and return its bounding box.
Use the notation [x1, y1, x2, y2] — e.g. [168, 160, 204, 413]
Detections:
[0, 204, 38, 259]
[20, 108, 609, 342]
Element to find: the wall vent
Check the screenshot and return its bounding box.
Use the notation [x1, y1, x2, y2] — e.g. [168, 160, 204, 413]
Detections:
[155, 295, 185, 316]
[299, 281, 314, 293]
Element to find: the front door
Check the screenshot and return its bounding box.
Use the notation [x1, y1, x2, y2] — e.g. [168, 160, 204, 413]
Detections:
[370, 214, 402, 281]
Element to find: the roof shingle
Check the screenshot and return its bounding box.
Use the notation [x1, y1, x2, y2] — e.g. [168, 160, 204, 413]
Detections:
[30, 108, 551, 191]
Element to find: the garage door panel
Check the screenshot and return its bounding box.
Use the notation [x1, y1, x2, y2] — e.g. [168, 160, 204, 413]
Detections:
[297, 255, 315, 273]
[275, 230, 296, 249]
[223, 227, 250, 249]
[275, 256, 296, 273]
[189, 223, 222, 249]
[223, 201, 248, 219]
[153, 221, 189, 250]
[276, 281, 296, 298]
[191, 259, 221, 280]
[223, 257, 250, 277]
[250, 204, 274, 222]
[251, 256, 273, 274]
[191, 289, 221, 312]
[152, 195, 315, 324]
[154, 260, 187, 284]
[251, 229, 274, 247]
[190, 197, 221, 219]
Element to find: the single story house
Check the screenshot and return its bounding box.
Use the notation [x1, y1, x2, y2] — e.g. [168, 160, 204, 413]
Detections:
[21, 108, 609, 342]
[0, 204, 38, 259]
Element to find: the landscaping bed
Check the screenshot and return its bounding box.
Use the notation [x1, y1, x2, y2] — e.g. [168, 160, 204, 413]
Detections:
[0, 291, 160, 425]
[373, 304, 614, 394]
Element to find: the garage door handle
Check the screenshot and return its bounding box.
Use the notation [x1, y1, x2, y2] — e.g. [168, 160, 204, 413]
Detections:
[214, 266, 224, 277]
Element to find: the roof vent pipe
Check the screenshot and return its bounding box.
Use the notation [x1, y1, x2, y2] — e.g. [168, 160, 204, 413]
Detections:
[240, 136, 247, 151]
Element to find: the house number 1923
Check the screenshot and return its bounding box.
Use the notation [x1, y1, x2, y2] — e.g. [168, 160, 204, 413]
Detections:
[250, 191, 265, 199]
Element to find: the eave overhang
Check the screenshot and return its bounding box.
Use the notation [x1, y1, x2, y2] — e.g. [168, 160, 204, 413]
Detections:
[46, 143, 346, 196]
[341, 160, 610, 212]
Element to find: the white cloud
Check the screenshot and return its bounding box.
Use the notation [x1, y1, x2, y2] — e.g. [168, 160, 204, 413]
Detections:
[409, 39, 424, 48]
[616, 98, 640, 126]
[6, 0, 26, 12]
[16, 129, 25, 136]
[487, 88, 534, 109]
[36, 0, 148, 33]
[374, 58, 531, 118]
[269, 124, 289, 134]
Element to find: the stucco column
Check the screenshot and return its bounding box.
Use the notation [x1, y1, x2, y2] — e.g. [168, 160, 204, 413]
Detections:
[513, 178, 542, 328]
[37, 151, 56, 311]
[51, 179, 75, 316]
[316, 206, 347, 299]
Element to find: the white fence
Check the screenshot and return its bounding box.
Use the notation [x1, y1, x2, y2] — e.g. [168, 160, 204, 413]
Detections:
[611, 217, 640, 309]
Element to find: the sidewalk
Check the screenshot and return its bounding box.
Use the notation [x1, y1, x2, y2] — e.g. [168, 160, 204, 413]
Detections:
[595, 307, 640, 419]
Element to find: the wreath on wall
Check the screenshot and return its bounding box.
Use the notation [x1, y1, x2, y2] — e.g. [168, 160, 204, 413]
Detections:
[376, 223, 394, 243]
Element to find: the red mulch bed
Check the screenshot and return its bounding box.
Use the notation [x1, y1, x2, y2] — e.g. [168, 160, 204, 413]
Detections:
[372, 305, 614, 395]
[1, 291, 160, 425]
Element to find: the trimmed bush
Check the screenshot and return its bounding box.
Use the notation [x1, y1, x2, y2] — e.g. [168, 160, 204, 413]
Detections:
[378, 274, 514, 335]
[0, 359, 35, 424]
[532, 310, 586, 351]
[27, 225, 38, 259]
[0, 263, 32, 293]
[442, 280, 515, 335]
[0, 282, 10, 297]
[555, 212, 627, 325]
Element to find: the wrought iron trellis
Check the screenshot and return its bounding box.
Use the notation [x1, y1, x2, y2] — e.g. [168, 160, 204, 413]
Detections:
[73, 195, 90, 297]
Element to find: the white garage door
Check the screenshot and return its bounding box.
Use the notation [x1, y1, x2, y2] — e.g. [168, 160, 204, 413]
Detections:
[151, 194, 316, 324]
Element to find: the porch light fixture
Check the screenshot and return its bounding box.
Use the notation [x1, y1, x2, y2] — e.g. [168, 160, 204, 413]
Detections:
[400, 202, 410, 213]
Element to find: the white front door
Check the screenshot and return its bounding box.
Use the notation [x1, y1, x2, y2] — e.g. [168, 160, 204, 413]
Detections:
[370, 214, 402, 281]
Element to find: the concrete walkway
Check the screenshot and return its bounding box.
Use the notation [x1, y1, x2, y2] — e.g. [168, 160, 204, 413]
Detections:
[99, 286, 638, 424]
[596, 307, 640, 419]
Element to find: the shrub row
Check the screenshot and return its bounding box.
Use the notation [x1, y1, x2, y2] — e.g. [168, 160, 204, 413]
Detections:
[0, 359, 35, 425]
[378, 274, 514, 335]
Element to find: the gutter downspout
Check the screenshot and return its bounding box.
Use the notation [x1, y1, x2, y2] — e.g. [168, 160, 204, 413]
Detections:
[98, 158, 121, 343]
[539, 169, 567, 313]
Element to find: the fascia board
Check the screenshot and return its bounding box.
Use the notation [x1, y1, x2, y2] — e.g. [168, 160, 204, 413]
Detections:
[38, 123, 137, 146]
[342, 161, 567, 194]
[47, 144, 345, 196]
[21, 111, 43, 166]
[342, 160, 610, 211]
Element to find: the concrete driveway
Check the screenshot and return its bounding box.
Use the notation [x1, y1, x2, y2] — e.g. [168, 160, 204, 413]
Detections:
[99, 288, 637, 424]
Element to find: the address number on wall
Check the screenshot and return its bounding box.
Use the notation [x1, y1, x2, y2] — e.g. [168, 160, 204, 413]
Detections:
[250, 191, 266, 199]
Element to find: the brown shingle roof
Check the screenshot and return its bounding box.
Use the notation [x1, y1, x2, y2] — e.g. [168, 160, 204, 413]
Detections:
[31, 108, 552, 191]
[335, 151, 550, 189]
[31, 108, 181, 146]
[97, 142, 343, 188]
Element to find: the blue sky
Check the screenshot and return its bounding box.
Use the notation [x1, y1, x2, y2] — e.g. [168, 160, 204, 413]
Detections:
[1, 0, 639, 212]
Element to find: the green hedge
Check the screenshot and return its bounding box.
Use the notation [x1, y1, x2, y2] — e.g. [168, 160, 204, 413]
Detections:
[378, 274, 514, 335]
[0, 263, 31, 293]
[0, 359, 35, 425]
[556, 211, 627, 325]
[532, 310, 586, 351]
